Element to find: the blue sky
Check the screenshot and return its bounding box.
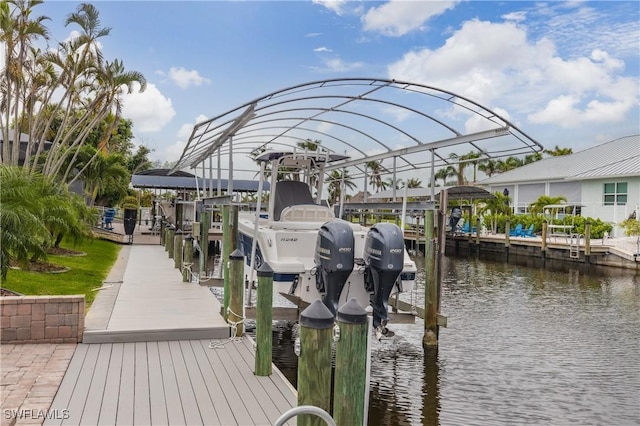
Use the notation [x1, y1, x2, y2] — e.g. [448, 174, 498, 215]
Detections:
[28, 1, 640, 171]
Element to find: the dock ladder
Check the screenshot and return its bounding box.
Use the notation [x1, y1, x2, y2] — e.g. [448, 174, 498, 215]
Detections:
[569, 233, 582, 259]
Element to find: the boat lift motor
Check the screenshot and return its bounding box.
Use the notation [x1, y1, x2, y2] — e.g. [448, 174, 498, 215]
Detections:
[314, 220, 355, 317]
[364, 223, 404, 332]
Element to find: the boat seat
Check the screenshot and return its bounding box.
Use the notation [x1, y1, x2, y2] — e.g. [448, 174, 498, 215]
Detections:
[273, 180, 315, 221]
[280, 204, 335, 222]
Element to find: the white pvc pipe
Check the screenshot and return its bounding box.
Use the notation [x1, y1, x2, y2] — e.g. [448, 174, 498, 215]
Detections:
[248, 161, 266, 284]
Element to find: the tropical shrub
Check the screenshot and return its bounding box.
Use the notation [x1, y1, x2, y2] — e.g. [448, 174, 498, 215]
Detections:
[619, 218, 639, 236]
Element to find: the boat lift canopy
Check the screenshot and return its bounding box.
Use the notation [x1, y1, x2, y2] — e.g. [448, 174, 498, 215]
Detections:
[170, 78, 544, 187]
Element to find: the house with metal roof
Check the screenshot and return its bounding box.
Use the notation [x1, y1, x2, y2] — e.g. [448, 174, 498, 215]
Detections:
[479, 135, 640, 237]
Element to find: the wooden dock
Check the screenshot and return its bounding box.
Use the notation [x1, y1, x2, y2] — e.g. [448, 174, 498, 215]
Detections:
[44, 337, 296, 426]
[51, 234, 297, 425]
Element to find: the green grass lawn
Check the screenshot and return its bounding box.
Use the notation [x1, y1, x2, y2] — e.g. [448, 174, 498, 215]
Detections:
[1, 238, 122, 309]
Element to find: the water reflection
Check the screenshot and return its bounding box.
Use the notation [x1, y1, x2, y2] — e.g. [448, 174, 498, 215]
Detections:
[260, 255, 640, 425]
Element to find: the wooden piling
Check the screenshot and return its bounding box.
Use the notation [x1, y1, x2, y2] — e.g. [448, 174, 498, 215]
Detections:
[174, 233, 182, 269]
[585, 221, 591, 264]
[297, 300, 334, 426]
[199, 211, 210, 276]
[255, 262, 274, 376]
[183, 235, 194, 282]
[333, 299, 368, 426]
[167, 229, 175, 259]
[504, 219, 510, 261]
[160, 220, 166, 246]
[228, 249, 245, 337]
[222, 205, 231, 320]
[423, 209, 438, 347]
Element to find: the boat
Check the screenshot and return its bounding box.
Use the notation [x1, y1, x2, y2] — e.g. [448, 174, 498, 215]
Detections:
[236, 149, 417, 336]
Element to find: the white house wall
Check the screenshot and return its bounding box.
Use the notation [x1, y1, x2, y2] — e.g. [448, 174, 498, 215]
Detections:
[581, 176, 640, 237]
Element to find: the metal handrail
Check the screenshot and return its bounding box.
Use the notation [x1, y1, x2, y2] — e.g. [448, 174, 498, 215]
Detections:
[273, 405, 336, 426]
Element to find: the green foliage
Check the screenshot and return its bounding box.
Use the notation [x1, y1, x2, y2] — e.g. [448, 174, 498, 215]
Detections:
[0, 239, 121, 309]
[528, 195, 568, 215]
[506, 213, 613, 239]
[120, 195, 139, 210]
[0, 166, 96, 279]
[620, 218, 640, 236]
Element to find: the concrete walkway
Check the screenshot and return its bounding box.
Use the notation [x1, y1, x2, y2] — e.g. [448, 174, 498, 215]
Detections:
[83, 241, 229, 343]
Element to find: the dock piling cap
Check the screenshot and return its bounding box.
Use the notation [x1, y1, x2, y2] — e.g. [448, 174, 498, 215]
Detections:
[257, 262, 273, 277]
[300, 300, 335, 329]
[229, 249, 244, 260]
[337, 298, 367, 324]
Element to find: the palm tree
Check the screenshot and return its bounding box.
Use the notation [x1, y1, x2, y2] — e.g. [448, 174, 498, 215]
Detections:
[0, 167, 49, 278]
[433, 168, 449, 187]
[77, 147, 130, 206]
[477, 191, 511, 234]
[524, 152, 542, 164]
[326, 169, 356, 204]
[366, 160, 387, 193]
[496, 156, 523, 173]
[296, 139, 320, 151]
[406, 177, 422, 188]
[478, 159, 499, 178]
[544, 146, 573, 157]
[528, 195, 568, 216]
[460, 151, 482, 183]
[1, 0, 50, 166]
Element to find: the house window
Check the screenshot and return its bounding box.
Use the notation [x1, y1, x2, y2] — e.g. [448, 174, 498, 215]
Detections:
[603, 182, 627, 206]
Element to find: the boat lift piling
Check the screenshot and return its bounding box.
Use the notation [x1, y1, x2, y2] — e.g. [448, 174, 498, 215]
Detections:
[222, 205, 231, 320]
[255, 262, 274, 376]
[228, 249, 245, 338]
[297, 300, 334, 426]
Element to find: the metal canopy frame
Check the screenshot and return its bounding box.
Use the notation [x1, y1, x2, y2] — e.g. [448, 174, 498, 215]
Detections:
[171, 78, 543, 182]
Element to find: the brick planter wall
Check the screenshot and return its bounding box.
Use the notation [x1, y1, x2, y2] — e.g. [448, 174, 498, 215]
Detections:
[0, 296, 85, 343]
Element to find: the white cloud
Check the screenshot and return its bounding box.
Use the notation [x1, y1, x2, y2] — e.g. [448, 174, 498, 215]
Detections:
[362, 0, 459, 36]
[122, 83, 175, 133]
[323, 57, 364, 73]
[164, 67, 211, 89]
[159, 114, 210, 163]
[312, 0, 348, 16]
[314, 47, 332, 52]
[387, 19, 639, 128]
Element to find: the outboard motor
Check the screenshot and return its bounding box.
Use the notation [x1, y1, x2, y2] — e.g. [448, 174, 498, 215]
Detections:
[314, 220, 355, 317]
[364, 223, 404, 333]
[449, 206, 462, 233]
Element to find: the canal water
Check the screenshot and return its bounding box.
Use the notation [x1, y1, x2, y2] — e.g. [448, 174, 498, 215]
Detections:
[262, 254, 640, 425]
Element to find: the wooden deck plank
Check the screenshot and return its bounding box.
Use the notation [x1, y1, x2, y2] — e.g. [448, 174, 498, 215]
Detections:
[147, 341, 169, 425]
[168, 341, 203, 425]
[98, 343, 123, 426]
[198, 340, 254, 425]
[116, 343, 135, 425]
[232, 337, 296, 410]
[179, 340, 220, 425]
[134, 342, 151, 425]
[240, 337, 297, 405]
[190, 340, 237, 425]
[62, 344, 100, 425]
[44, 344, 89, 426]
[158, 341, 185, 425]
[212, 340, 273, 425]
[225, 338, 291, 423]
[80, 344, 112, 425]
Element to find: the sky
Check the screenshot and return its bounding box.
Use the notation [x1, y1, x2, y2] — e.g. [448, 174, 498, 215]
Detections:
[16, 1, 640, 178]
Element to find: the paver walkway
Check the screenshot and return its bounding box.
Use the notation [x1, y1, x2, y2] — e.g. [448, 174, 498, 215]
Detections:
[1, 344, 75, 426]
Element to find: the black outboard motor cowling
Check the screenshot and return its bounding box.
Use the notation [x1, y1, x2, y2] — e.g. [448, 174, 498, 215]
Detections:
[314, 220, 355, 317]
[364, 223, 404, 330]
